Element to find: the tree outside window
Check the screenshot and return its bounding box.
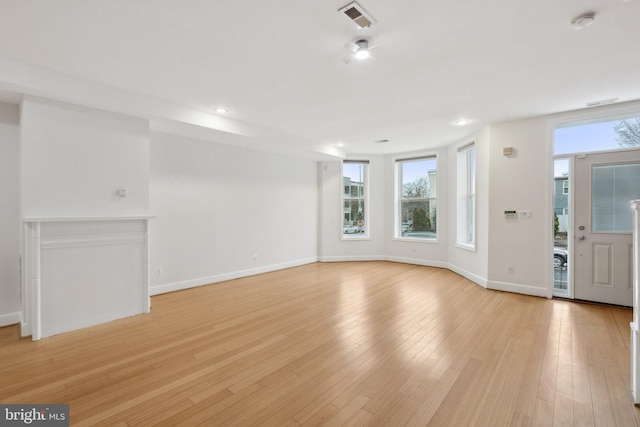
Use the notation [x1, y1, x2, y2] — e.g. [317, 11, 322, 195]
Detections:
[397, 157, 437, 240]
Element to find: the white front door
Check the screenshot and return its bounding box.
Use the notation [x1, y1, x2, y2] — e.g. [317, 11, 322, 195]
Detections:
[574, 150, 640, 306]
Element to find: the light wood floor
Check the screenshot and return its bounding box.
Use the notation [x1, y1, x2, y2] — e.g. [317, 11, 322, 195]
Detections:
[1, 261, 638, 426]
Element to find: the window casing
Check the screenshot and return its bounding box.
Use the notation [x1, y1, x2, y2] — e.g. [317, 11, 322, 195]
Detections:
[456, 143, 476, 248]
[562, 180, 569, 195]
[342, 161, 368, 238]
[396, 156, 438, 240]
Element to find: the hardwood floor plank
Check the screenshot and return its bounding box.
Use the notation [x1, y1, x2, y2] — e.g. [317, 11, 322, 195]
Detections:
[508, 300, 553, 424]
[321, 394, 369, 427]
[0, 262, 637, 426]
[299, 404, 339, 427]
[553, 303, 574, 426]
[425, 357, 483, 426]
[532, 397, 554, 427]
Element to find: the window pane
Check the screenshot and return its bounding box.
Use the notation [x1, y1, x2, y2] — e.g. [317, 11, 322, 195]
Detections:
[343, 163, 365, 198]
[397, 157, 437, 239]
[400, 199, 436, 238]
[456, 146, 475, 247]
[402, 158, 436, 198]
[343, 200, 365, 234]
[343, 162, 367, 236]
[592, 163, 640, 232]
[468, 194, 475, 243]
[554, 114, 640, 155]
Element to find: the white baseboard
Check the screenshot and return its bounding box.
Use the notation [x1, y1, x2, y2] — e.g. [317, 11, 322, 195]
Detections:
[0, 311, 21, 328]
[150, 257, 318, 296]
[151, 256, 547, 301]
[487, 280, 548, 298]
[447, 264, 488, 288]
[319, 255, 386, 262]
[319, 255, 449, 270]
[385, 256, 449, 269]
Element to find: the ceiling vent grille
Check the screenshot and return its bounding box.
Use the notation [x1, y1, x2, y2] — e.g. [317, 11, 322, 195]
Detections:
[585, 98, 619, 107]
[338, 2, 376, 29]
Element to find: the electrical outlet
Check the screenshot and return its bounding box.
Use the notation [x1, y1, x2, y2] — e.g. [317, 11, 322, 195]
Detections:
[507, 265, 514, 274]
[157, 267, 164, 276]
[253, 254, 258, 261]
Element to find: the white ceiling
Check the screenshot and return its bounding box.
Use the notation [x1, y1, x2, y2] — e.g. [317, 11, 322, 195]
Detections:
[0, 0, 639, 156]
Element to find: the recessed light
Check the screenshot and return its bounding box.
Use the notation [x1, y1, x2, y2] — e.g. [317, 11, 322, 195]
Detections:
[571, 13, 595, 30]
[337, 142, 344, 147]
[215, 107, 228, 114]
[453, 119, 471, 126]
[374, 139, 389, 143]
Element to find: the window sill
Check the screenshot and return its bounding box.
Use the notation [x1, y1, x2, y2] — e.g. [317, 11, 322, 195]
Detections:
[341, 235, 371, 241]
[455, 243, 476, 252]
[392, 236, 439, 244]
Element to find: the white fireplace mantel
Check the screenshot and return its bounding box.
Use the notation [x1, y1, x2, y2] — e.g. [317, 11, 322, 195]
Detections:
[21, 216, 152, 340]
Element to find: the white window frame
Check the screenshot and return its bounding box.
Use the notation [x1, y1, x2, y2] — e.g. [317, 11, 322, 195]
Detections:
[394, 154, 438, 242]
[341, 160, 369, 239]
[456, 142, 476, 250]
[562, 179, 569, 195]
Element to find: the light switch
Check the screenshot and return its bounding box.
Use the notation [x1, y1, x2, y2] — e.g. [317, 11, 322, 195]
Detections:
[518, 210, 531, 219]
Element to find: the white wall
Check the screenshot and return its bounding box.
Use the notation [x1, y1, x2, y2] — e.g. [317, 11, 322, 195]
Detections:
[0, 102, 20, 326]
[20, 97, 149, 218]
[447, 126, 490, 286]
[487, 117, 551, 297]
[149, 132, 318, 294]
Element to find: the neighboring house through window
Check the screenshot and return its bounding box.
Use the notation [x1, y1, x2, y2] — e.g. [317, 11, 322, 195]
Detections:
[342, 160, 368, 237]
[396, 156, 437, 240]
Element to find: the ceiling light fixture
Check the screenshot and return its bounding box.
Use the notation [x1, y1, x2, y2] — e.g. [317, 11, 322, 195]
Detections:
[355, 46, 370, 60]
[353, 39, 371, 60]
[453, 119, 471, 126]
[374, 139, 389, 143]
[344, 37, 379, 63]
[215, 107, 228, 114]
[571, 12, 595, 30]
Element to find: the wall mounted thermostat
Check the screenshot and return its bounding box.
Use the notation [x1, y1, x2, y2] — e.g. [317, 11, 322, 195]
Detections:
[504, 210, 517, 218]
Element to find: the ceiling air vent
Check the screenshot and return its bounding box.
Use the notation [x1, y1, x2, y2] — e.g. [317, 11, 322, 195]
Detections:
[338, 2, 377, 29]
[585, 98, 619, 107]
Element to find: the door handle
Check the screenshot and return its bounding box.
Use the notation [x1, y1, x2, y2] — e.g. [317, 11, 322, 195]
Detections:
[577, 234, 585, 240]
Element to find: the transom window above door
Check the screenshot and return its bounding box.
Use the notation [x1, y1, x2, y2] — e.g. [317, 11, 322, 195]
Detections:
[555, 113, 640, 155]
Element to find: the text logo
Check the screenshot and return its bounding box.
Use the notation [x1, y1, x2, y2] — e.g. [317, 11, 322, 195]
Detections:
[1, 405, 69, 426]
